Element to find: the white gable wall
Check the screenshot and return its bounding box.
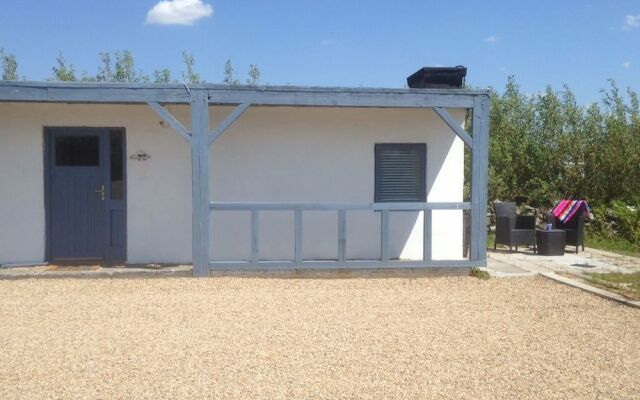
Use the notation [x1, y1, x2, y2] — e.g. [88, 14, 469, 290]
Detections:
[0, 103, 464, 265]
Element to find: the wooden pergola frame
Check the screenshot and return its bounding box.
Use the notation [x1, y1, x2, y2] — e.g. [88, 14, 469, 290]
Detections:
[0, 81, 490, 277]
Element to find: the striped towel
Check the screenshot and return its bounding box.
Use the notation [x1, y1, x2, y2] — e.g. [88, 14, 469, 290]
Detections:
[552, 200, 589, 224]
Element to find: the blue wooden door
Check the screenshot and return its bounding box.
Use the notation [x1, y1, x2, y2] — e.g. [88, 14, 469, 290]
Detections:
[46, 128, 126, 264]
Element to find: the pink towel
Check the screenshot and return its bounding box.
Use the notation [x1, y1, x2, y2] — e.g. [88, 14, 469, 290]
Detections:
[552, 200, 588, 224]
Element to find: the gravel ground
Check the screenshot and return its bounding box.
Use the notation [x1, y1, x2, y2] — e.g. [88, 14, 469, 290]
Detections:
[0, 276, 638, 399]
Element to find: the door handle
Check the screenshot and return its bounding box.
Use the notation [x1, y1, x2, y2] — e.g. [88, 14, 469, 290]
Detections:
[95, 184, 105, 201]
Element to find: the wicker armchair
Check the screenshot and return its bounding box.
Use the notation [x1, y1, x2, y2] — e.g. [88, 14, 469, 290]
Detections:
[493, 202, 536, 252]
[546, 213, 585, 253]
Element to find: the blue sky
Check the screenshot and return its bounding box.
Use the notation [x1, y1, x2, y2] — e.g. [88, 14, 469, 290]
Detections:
[0, 0, 638, 103]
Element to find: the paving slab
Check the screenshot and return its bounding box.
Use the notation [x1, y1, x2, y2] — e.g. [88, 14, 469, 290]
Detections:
[485, 258, 536, 278]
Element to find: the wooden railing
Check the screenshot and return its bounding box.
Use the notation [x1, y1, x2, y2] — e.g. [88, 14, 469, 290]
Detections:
[208, 202, 477, 270]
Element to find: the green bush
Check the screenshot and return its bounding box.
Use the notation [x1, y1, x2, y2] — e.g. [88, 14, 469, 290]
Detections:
[590, 202, 640, 246]
[482, 77, 640, 248]
[486, 78, 640, 209]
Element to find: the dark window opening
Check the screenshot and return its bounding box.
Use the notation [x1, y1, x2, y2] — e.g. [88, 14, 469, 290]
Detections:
[55, 135, 99, 166]
[110, 130, 124, 200]
[374, 143, 426, 202]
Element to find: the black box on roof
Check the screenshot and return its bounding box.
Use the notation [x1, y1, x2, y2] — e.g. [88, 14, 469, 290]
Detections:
[406, 66, 467, 89]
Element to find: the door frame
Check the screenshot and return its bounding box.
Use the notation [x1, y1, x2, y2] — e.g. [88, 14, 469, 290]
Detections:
[43, 127, 127, 265]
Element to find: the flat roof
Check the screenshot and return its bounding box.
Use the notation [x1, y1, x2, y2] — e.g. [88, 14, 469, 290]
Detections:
[0, 81, 490, 108]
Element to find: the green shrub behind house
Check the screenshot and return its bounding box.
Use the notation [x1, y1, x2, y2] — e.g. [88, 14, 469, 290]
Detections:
[488, 77, 640, 245]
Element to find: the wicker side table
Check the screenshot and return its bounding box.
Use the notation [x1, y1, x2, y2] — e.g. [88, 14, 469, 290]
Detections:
[536, 229, 566, 256]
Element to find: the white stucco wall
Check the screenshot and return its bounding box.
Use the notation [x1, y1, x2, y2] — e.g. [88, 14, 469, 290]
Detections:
[0, 102, 464, 265]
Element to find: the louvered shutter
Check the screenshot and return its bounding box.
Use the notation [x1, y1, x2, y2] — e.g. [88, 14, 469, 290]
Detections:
[374, 143, 426, 202]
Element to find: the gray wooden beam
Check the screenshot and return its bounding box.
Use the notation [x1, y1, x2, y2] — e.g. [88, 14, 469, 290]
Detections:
[147, 102, 191, 143]
[0, 82, 191, 103]
[433, 107, 473, 149]
[209, 202, 471, 211]
[469, 95, 490, 262]
[209, 259, 485, 270]
[205, 89, 476, 108]
[190, 90, 211, 277]
[0, 81, 488, 109]
[208, 103, 251, 144]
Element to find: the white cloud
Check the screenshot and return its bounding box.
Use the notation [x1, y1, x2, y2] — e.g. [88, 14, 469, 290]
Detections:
[624, 14, 640, 29]
[623, 61, 632, 69]
[146, 0, 213, 25]
[484, 35, 498, 44]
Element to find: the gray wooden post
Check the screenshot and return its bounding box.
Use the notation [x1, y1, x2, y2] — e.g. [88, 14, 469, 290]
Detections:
[469, 95, 490, 264]
[190, 90, 210, 277]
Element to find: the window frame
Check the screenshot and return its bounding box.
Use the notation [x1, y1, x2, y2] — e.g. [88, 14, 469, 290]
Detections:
[374, 143, 427, 203]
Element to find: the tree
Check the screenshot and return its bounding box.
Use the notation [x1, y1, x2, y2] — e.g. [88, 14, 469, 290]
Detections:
[182, 51, 201, 84]
[154, 68, 172, 84]
[223, 59, 239, 85]
[1, 48, 19, 80]
[113, 50, 145, 82]
[487, 76, 536, 204]
[96, 52, 113, 82]
[247, 64, 260, 85]
[488, 76, 640, 207]
[80, 70, 97, 82]
[51, 52, 77, 81]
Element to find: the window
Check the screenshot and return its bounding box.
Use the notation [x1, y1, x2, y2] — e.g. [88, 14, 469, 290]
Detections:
[374, 143, 426, 202]
[55, 135, 99, 166]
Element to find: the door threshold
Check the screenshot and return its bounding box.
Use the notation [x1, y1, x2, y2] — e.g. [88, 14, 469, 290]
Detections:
[45, 264, 102, 272]
[49, 258, 105, 266]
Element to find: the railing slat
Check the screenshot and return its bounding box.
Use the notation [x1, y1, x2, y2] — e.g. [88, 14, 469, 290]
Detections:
[251, 210, 259, 263]
[294, 209, 303, 262]
[338, 210, 347, 262]
[381, 210, 390, 262]
[423, 209, 432, 261]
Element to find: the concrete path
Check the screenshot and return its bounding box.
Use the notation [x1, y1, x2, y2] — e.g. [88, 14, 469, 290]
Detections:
[486, 246, 640, 308]
[487, 246, 639, 277]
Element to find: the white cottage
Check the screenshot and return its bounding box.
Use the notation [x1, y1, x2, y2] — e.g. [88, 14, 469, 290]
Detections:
[0, 78, 489, 276]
